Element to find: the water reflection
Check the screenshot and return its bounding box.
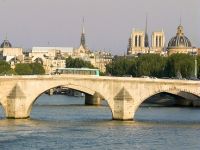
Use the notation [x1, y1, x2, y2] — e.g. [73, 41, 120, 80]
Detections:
[1, 94, 200, 149]
[0, 104, 4, 119]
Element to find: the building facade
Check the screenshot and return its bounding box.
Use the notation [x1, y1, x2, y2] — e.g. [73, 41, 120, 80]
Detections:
[29, 47, 72, 74]
[0, 39, 24, 68]
[151, 30, 165, 54]
[127, 29, 166, 55]
[127, 22, 198, 56]
[127, 29, 150, 55]
[89, 51, 112, 73]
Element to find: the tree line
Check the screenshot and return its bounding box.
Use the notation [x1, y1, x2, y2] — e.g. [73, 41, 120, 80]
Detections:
[65, 57, 95, 69]
[106, 54, 200, 78]
[1, 54, 199, 78]
[0, 61, 45, 75]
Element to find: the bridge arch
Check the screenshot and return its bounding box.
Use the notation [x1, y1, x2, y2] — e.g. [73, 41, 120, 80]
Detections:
[62, 84, 96, 96]
[134, 88, 200, 116]
[26, 83, 112, 119]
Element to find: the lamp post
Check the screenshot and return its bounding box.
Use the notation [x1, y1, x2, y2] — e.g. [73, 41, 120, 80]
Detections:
[123, 52, 126, 75]
[192, 47, 198, 79]
[194, 55, 197, 79]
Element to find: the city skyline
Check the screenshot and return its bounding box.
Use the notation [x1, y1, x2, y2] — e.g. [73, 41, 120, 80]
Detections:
[0, 0, 199, 55]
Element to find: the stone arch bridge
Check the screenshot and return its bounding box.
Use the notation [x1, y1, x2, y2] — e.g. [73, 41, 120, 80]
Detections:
[0, 75, 200, 120]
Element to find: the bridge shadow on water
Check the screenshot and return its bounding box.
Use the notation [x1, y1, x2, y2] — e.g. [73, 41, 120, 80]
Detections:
[30, 93, 112, 121]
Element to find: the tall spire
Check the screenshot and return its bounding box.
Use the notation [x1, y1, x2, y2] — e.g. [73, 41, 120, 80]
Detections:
[145, 14, 148, 33]
[144, 14, 149, 47]
[80, 17, 86, 49]
[82, 17, 85, 34]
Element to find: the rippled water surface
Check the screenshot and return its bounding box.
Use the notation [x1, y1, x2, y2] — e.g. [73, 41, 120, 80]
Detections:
[1, 94, 200, 150]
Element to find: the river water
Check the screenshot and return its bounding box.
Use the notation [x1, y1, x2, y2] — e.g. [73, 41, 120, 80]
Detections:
[1, 94, 200, 150]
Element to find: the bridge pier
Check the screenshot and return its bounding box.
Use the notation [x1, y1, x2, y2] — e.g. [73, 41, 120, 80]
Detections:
[112, 101, 135, 120]
[85, 93, 101, 106]
[5, 97, 29, 119]
[5, 84, 29, 119]
[112, 88, 135, 120]
[48, 88, 54, 96]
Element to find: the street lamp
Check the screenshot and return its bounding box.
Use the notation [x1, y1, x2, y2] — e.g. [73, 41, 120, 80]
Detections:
[192, 48, 198, 79]
[194, 55, 197, 79]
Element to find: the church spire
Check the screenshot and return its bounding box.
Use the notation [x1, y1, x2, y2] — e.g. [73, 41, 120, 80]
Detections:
[82, 17, 85, 34]
[80, 17, 86, 49]
[144, 14, 149, 47]
[145, 14, 148, 33]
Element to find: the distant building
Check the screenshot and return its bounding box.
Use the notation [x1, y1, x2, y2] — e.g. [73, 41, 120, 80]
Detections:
[127, 29, 166, 55]
[127, 17, 166, 55]
[73, 18, 91, 57]
[72, 18, 112, 73]
[30, 47, 73, 59]
[127, 29, 150, 55]
[151, 30, 165, 54]
[198, 48, 200, 55]
[0, 19, 113, 73]
[167, 24, 196, 55]
[90, 50, 112, 72]
[127, 19, 198, 56]
[0, 38, 24, 68]
[29, 47, 72, 74]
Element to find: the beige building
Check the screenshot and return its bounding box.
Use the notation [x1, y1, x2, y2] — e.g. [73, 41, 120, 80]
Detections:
[127, 28, 166, 55]
[0, 39, 24, 68]
[0, 47, 24, 62]
[198, 48, 200, 55]
[43, 59, 66, 74]
[30, 47, 73, 59]
[89, 51, 112, 72]
[29, 47, 70, 74]
[127, 29, 150, 55]
[127, 24, 198, 56]
[151, 30, 165, 54]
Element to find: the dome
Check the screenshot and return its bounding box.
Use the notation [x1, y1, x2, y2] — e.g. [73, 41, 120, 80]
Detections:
[1, 40, 12, 48]
[168, 25, 192, 48]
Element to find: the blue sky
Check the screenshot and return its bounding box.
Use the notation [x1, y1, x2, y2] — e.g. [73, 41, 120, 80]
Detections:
[0, 0, 199, 54]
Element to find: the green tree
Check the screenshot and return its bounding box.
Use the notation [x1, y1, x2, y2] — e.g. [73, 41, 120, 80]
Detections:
[106, 56, 125, 76]
[0, 60, 14, 75]
[136, 54, 166, 77]
[106, 56, 136, 76]
[0, 60, 10, 73]
[15, 63, 32, 75]
[164, 54, 194, 78]
[30, 63, 45, 75]
[106, 53, 196, 78]
[197, 56, 200, 78]
[66, 57, 95, 68]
